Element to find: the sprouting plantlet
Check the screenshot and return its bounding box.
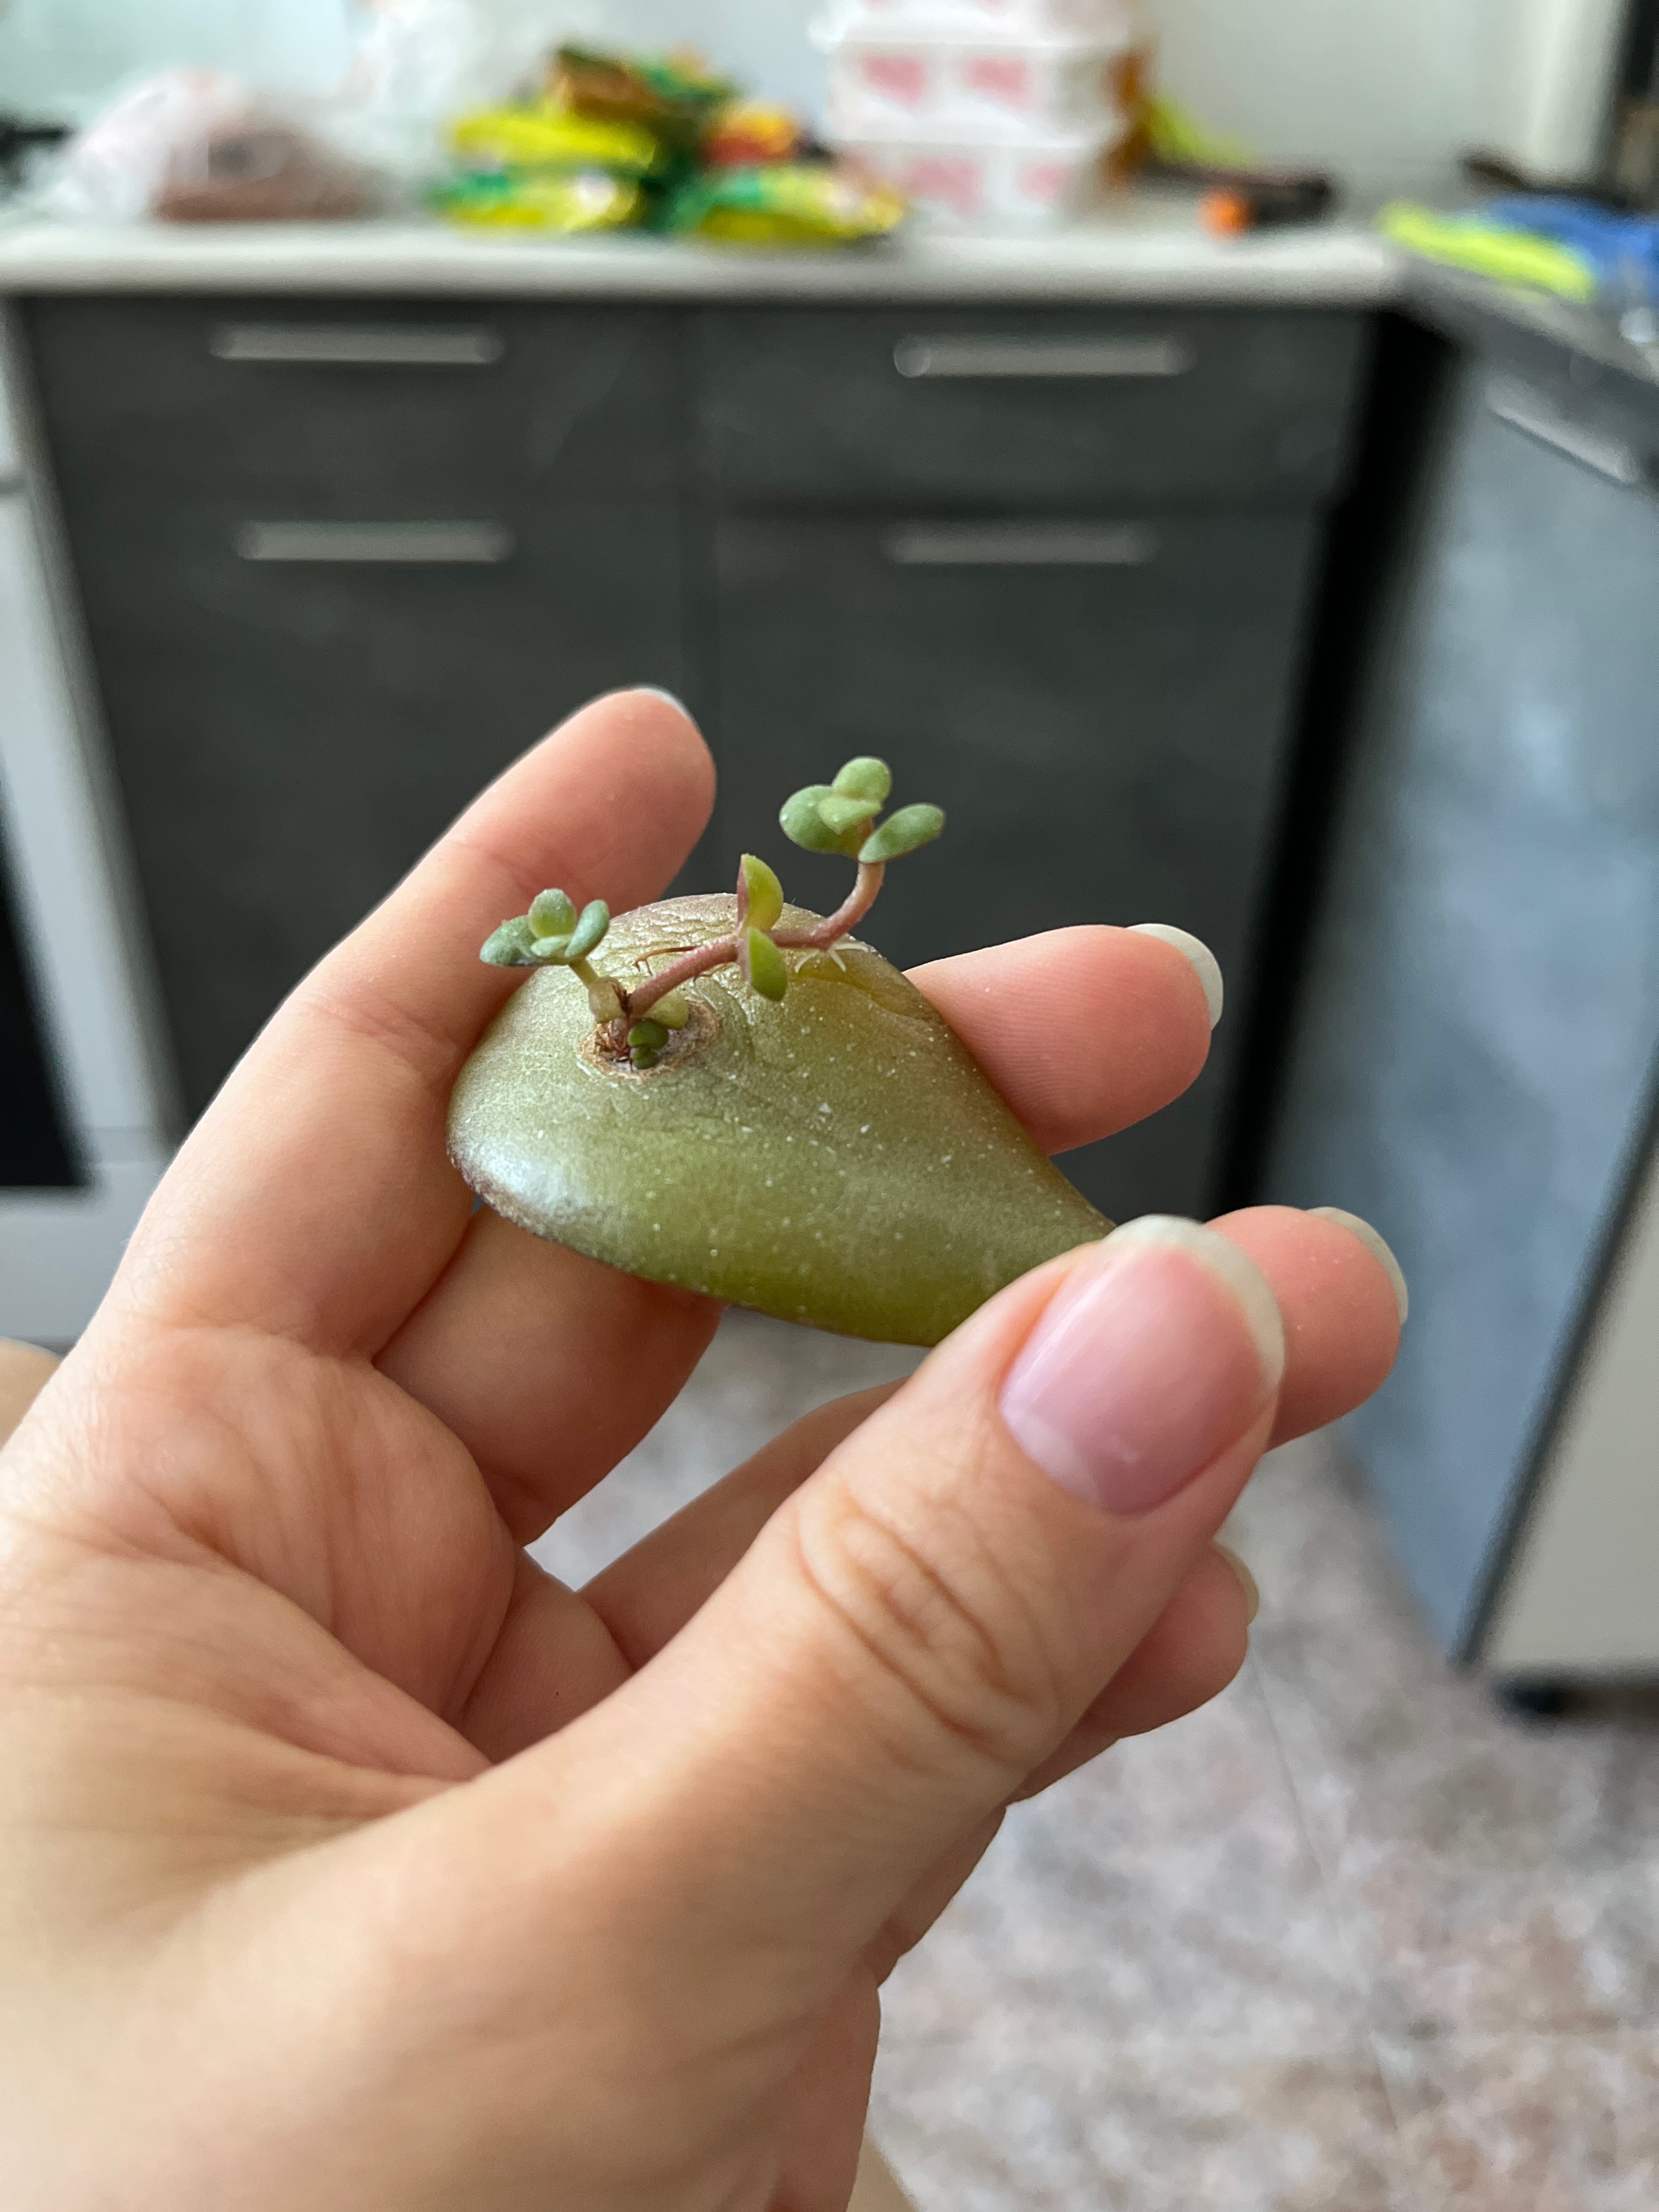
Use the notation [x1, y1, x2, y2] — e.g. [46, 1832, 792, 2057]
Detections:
[450, 752, 1108, 1347]
[479, 757, 945, 1068]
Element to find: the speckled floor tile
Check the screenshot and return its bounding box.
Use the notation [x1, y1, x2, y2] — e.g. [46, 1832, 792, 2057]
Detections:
[872, 2030, 1410, 2212]
[1223, 1440, 1659, 2043]
[1374, 2031, 1659, 2212]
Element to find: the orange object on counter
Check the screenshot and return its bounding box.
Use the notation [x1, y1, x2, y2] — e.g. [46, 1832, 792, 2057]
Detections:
[702, 100, 807, 169]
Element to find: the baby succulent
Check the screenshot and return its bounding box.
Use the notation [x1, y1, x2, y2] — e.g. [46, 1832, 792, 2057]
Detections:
[450, 759, 1109, 1345]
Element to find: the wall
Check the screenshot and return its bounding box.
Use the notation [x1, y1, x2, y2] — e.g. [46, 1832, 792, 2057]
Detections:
[0, 0, 1621, 190]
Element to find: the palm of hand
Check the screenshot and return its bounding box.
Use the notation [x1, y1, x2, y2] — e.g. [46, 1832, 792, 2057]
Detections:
[0, 697, 1398, 2212]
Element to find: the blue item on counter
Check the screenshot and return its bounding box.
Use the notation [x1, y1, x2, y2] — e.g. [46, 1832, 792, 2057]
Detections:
[1486, 195, 1659, 299]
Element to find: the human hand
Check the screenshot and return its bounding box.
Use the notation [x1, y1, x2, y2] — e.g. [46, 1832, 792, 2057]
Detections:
[0, 693, 1403, 2210]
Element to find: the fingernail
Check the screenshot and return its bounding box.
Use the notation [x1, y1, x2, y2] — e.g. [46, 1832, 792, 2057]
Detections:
[634, 685, 692, 717]
[1000, 1217, 1285, 1516]
[1311, 1207, 1410, 1325]
[1129, 923, 1224, 1029]
[1215, 1542, 1261, 1624]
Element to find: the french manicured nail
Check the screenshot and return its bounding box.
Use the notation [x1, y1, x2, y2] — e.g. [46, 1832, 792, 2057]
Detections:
[1000, 1217, 1285, 1515]
[1129, 923, 1224, 1028]
[1311, 1207, 1410, 1324]
[634, 685, 691, 716]
[1215, 1542, 1261, 1624]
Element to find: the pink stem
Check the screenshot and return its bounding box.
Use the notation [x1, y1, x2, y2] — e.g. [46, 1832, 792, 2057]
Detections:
[616, 861, 887, 1038]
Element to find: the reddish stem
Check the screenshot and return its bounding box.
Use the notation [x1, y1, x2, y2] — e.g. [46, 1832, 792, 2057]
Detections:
[617, 860, 886, 1033]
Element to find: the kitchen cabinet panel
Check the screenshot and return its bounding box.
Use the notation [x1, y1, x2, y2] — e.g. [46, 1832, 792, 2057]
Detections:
[714, 509, 1322, 1221]
[62, 497, 685, 1118]
[696, 307, 1369, 512]
[25, 296, 685, 511]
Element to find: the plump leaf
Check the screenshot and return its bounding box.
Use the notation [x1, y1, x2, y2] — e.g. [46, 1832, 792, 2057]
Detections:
[832, 757, 892, 804]
[480, 916, 537, 967]
[629, 1019, 669, 1054]
[744, 927, 789, 1001]
[566, 900, 611, 961]
[817, 793, 882, 837]
[780, 785, 844, 854]
[652, 989, 690, 1029]
[529, 935, 572, 964]
[860, 803, 945, 863]
[529, 888, 577, 940]
[740, 852, 785, 934]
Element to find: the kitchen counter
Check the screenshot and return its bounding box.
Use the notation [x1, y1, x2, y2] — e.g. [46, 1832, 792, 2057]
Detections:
[0, 200, 1398, 304]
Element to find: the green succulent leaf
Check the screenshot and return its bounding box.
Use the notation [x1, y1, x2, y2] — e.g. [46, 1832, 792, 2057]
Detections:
[817, 793, 883, 837]
[744, 926, 789, 1001]
[652, 989, 690, 1029]
[629, 1019, 669, 1055]
[629, 1042, 661, 1068]
[528, 888, 577, 940]
[740, 852, 785, 934]
[565, 900, 612, 961]
[832, 757, 893, 805]
[859, 803, 945, 863]
[779, 785, 845, 854]
[480, 915, 537, 967]
[529, 935, 573, 964]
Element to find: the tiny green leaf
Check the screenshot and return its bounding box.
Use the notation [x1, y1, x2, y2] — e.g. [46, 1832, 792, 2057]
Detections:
[629, 1019, 669, 1053]
[629, 1042, 661, 1068]
[817, 793, 882, 837]
[529, 935, 572, 964]
[652, 990, 690, 1029]
[480, 916, 536, 967]
[832, 757, 892, 805]
[565, 900, 611, 961]
[529, 888, 577, 940]
[859, 803, 945, 863]
[740, 852, 785, 935]
[780, 785, 845, 854]
[744, 926, 789, 1001]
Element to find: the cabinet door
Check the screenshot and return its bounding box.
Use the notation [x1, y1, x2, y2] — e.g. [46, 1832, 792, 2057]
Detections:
[714, 511, 1320, 1221]
[62, 497, 684, 1119]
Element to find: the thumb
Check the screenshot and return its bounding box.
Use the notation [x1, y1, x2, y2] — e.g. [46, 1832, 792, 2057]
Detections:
[442, 1217, 1285, 2004]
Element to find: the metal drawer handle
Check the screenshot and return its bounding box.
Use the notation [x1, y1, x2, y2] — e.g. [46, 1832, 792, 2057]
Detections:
[893, 335, 1195, 381]
[234, 522, 514, 565]
[211, 324, 504, 368]
[883, 522, 1158, 569]
[1487, 377, 1649, 489]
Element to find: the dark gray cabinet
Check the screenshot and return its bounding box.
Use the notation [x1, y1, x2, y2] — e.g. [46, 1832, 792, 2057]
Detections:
[712, 508, 1323, 1219]
[1269, 343, 1659, 1660]
[23, 298, 689, 1118]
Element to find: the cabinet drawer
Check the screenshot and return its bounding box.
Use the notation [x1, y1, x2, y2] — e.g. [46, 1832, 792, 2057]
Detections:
[24, 297, 684, 511]
[713, 509, 1323, 1217]
[69, 497, 685, 1117]
[696, 308, 1369, 511]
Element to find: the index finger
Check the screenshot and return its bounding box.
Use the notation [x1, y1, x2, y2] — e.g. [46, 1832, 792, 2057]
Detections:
[110, 692, 714, 1356]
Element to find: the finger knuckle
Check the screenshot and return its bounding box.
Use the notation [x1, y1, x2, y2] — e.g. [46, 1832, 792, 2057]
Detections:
[790, 1465, 1067, 1784]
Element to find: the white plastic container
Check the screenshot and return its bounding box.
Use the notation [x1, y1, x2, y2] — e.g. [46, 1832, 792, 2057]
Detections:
[829, 0, 1136, 36]
[824, 30, 1125, 136]
[835, 121, 1119, 228]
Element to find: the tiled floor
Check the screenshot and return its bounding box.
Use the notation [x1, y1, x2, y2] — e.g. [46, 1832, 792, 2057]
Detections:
[535, 1313, 1659, 2212]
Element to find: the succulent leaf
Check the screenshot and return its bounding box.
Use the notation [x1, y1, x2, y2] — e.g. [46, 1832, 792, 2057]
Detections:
[529, 935, 573, 963]
[652, 990, 691, 1029]
[832, 757, 893, 804]
[744, 927, 789, 1001]
[740, 853, 785, 935]
[566, 900, 612, 961]
[480, 915, 537, 967]
[780, 785, 845, 854]
[629, 1019, 669, 1059]
[817, 793, 882, 837]
[859, 803, 945, 863]
[529, 888, 577, 940]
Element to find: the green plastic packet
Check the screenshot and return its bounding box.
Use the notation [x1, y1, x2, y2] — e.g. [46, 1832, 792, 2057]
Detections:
[664, 163, 904, 247]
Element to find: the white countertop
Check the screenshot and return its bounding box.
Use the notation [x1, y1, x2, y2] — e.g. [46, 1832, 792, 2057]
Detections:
[0, 200, 1399, 305]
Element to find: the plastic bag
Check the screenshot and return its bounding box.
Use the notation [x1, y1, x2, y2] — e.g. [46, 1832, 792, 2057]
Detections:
[46, 69, 374, 224]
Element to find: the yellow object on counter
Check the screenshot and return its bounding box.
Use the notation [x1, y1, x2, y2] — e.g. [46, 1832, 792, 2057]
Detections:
[449, 104, 670, 179]
[432, 168, 643, 232]
[1380, 202, 1598, 301]
[666, 163, 903, 247]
